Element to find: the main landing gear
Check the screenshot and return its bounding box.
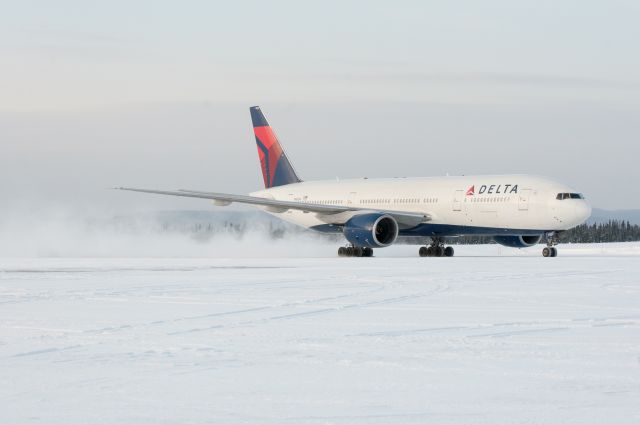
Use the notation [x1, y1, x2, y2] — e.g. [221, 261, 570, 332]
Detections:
[542, 232, 559, 257]
[419, 237, 454, 257]
[338, 246, 374, 257]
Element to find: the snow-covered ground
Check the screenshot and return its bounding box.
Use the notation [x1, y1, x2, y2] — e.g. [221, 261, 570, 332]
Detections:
[1, 243, 640, 424]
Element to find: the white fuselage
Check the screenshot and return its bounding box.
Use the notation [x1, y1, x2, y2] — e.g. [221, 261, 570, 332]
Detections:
[252, 174, 591, 235]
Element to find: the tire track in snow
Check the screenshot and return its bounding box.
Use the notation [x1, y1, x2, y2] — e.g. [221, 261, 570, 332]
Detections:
[171, 282, 451, 335]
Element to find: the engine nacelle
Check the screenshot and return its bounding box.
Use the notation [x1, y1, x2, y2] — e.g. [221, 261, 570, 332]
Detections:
[493, 235, 542, 248]
[343, 214, 399, 248]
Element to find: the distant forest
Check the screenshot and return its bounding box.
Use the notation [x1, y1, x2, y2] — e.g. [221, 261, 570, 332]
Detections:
[561, 220, 640, 243]
[174, 218, 640, 244]
[455, 219, 640, 244]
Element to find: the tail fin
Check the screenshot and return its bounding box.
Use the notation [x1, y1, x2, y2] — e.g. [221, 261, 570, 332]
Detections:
[250, 106, 302, 188]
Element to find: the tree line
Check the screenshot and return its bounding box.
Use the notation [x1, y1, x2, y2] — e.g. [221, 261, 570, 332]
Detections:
[561, 220, 640, 243]
[454, 219, 640, 244]
[164, 217, 640, 244]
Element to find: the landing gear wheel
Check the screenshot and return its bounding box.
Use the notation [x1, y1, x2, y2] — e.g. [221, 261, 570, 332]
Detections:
[543, 231, 560, 258]
[339, 246, 371, 258]
[421, 237, 453, 258]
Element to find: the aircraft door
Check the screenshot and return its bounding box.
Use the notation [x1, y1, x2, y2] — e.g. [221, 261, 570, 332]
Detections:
[518, 189, 531, 211]
[452, 190, 463, 211]
[347, 191, 357, 206]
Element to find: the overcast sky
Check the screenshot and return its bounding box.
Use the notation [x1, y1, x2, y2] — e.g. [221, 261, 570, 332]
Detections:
[2, 0, 640, 213]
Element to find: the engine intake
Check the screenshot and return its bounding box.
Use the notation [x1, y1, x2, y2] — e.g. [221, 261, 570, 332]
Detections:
[343, 214, 399, 248]
[493, 235, 542, 248]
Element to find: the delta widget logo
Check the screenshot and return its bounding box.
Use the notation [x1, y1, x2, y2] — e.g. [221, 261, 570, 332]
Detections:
[466, 184, 519, 196]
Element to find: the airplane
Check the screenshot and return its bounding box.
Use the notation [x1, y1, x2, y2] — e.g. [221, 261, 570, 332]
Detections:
[118, 106, 591, 258]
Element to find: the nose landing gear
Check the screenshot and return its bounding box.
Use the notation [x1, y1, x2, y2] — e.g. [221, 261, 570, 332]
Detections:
[543, 232, 559, 257]
[419, 237, 454, 257]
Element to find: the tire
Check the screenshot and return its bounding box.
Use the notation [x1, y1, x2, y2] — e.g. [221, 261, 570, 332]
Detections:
[542, 247, 551, 257]
[426, 246, 434, 257]
[444, 246, 454, 257]
[364, 247, 373, 257]
[551, 247, 558, 257]
[353, 247, 363, 257]
[419, 247, 427, 257]
[346, 247, 354, 257]
[435, 246, 444, 257]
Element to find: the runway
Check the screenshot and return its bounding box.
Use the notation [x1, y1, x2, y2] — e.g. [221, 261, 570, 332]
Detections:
[2, 244, 640, 424]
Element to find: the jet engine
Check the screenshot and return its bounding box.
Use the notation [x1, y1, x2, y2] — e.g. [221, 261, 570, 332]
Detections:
[493, 235, 542, 248]
[343, 213, 399, 248]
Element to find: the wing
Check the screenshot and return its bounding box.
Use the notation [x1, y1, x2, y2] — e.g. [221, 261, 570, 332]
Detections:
[116, 187, 430, 228]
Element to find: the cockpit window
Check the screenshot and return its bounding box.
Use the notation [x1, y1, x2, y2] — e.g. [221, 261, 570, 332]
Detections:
[556, 192, 584, 200]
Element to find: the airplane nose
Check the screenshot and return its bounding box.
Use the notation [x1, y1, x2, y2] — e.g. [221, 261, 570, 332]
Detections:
[575, 201, 592, 224]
